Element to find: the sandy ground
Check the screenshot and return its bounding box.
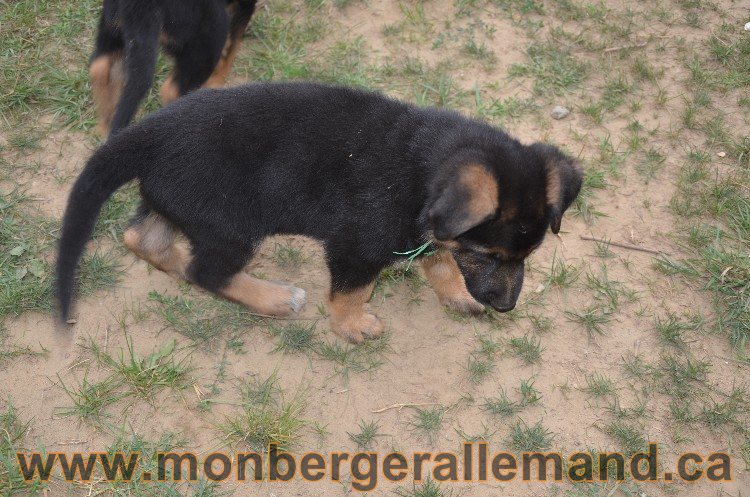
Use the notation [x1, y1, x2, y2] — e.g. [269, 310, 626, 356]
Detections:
[1, 0, 748, 496]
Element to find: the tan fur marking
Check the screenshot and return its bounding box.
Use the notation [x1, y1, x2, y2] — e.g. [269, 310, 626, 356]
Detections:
[123, 215, 189, 279]
[546, 162, 562, 208]
[203, 34, 243, 88]
[220, 274, 305, 317]
[329, 283, 383, 343]
[421, 250, 484, 314]
[461, 163, 499, 221]
[159, 73, 180, 104]
[90, 53, 124, 137]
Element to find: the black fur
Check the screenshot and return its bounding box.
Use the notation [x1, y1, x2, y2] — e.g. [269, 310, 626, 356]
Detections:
[93, 0, 256, 135]
[56, 82, 582, 322]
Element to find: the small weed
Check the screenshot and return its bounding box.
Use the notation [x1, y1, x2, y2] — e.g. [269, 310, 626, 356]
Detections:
[410, 406, 446, 442]
[566, 304, 612, 336]
[347, 420, 381, 449]
[272, 241, 307, 268]
[506, 419, 553, 451]
[56, 372, 122, 422]
[581, 373, 616, 398]
[508, 335, 543, 364]
[467, 354, 494, 383]
[220, 393, 306, 452]
[604, 422, 646, 455]
[87, 337, 191, 399]
[396, 478, 454, 497]
[269, 321, 317, 353]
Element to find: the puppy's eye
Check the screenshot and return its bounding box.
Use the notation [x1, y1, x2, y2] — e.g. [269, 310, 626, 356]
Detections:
[518, 224, 528, 234]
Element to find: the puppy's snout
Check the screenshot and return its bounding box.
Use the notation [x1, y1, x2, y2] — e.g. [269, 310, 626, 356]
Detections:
[485, 291, 517, 313]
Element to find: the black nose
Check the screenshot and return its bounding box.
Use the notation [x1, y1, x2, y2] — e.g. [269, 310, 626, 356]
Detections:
[492, 303, 515, 313]
[485, 292, 516, 313]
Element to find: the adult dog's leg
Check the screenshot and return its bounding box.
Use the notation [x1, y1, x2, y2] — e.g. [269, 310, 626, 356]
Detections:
[204, 0, 258, 88]
[89, 52, 124, 137]
[89, 2, 125, 137]
[161, 12, 227, 101]
[421, 249, 485, 314]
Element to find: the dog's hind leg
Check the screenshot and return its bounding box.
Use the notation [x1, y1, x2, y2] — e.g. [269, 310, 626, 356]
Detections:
[421, 249, 485, 314]
[204, 0, 257, 88]
[90, 2, 125, 137]
[187, 241, 306, 317]
[161, 15, 227, 102]
[123, 209, 190, 280]
[90, 53, 124, 137]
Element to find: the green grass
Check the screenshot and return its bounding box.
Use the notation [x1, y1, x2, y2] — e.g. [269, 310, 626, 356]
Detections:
[581, 373, 616, 398]
[272, 240, 307, 268]
[543, 252, 581, 288]
[604, 421, 646, 456]
[506, 419, 554, 451]
[396, 478, 454, 497]
[0, 0, 99, 128]
[508, 40, 589, 94]
[571, 169, 607, 222]
[0, 403, 45, 495]
[56, 371, 122, 422]
[220, 388, 307, 452]
[410, 406, 446, 442]
[0, 188, 122, 326]
[483, 378, 541, 417]
[507, 335, 543, 364]
[86, 337, 191, 400]
[565, 304, 612, 337]
[315, 334, 390, 378]
[347, 419, 381, 450]
[98, 431, 184, 495]
[269, 321, 317, 353]
[149, 291, 262, 343]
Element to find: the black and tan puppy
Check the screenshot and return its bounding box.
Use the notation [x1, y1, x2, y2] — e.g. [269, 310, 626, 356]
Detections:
[90, 0, 257, 137]
[56, 82, 582, 343]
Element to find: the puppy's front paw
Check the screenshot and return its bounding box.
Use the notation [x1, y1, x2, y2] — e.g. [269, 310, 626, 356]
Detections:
[442, 294, 485, 315]
[331, 312, 384, 344]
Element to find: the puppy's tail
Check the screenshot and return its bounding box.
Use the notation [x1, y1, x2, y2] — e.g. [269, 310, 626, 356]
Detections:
[56, 145, 139, 323]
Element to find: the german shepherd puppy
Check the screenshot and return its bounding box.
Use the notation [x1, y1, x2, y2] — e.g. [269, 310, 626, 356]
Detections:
[89, 0, 257, 137]
[56, 82, 583, 343]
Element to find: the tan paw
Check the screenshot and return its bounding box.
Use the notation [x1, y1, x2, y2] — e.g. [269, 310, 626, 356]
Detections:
[331, 312, 384, 344]
[442, 293, 485, 315]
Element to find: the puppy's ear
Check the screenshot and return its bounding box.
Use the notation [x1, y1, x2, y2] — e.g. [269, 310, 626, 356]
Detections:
[535, 144, 583, 234]
[429, 164, 499, 240]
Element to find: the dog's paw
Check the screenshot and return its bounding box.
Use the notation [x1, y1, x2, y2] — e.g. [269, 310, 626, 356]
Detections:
[256, 281, 306, 316]
[268, 283, 306, 316]
[332, 312, 384, 344]
[442, 294, 485, 315]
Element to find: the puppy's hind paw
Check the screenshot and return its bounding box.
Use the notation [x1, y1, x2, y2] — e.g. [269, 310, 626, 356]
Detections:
[288, 286, 307, 313]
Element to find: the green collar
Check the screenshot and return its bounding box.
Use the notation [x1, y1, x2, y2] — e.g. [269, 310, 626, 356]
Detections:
[393, 241, 437, 270]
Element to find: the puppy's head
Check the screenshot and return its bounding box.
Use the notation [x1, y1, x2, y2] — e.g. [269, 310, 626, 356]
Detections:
[428, 142, 583, 312]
